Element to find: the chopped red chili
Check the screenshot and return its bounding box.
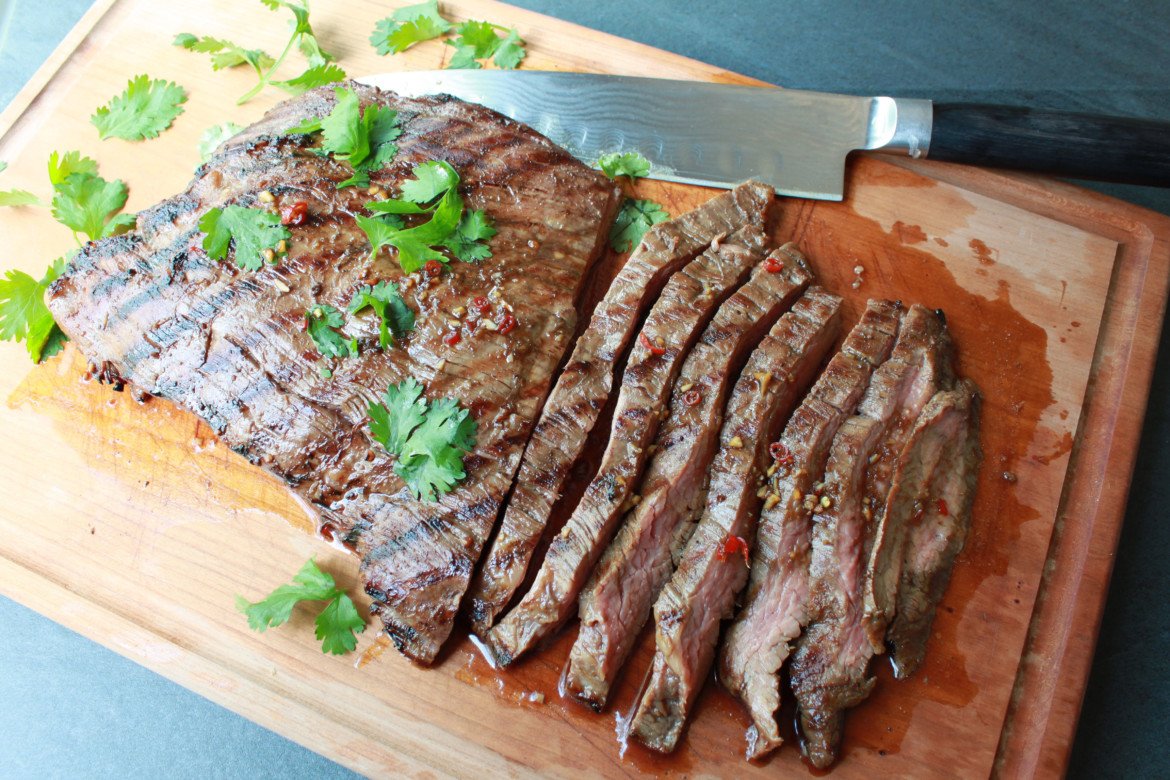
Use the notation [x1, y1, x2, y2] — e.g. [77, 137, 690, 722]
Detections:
[280, 200, 308, 226]
[423, 259, 444, 277]
[682, 388, 702, 406]
[716, 535, 751, 567]
[498, 312, 518, 334]
[764, 255, 784, 273]
[443, 330, 461, 346]
[936, 498, 949, 516]
[471, 295, 491, 314]
[769, 441, 794, 465]
[639, 332, 666, 356]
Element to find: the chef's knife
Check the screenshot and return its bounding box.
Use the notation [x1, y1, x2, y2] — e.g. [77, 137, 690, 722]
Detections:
[359, 71, 1170, 201]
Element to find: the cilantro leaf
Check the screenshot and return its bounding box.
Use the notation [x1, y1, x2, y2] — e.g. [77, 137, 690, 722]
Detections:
[314, 592, 365, 655]
[598, 151, 652, 180]
[198, 122, 244, 163]
[48, 151, 98, 186]
[359, 161, 477, 272]
[442, 209, 496, 262]
[273, 63, 348, 95]
[0, 260, 69, 363]
[444, 20, 526, 70]
[51, 173, 130, 241]
[399, 160, 460, 204]
[305, 304, 357, 358]
[235, 558, 339, 631]
[298, 88, 401, 187]
[610, 198, 670, 252]
[0, 189, 44, 207]
[368, 379, 478, 501]
[199, 205, 290, 271]
[236, 558, 365, 655]
[492, 29, 527, 69]
[0, 162, 5, 174]
[370, 0, 452, 55]
[173, 33, 275, 75]
[91, 75, 188, 142]
[368, 376, 427, 455]
[348, 281, 414, 349]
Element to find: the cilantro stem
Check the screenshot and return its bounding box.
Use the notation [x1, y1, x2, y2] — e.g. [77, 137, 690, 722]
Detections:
[237, 33, 299, 104]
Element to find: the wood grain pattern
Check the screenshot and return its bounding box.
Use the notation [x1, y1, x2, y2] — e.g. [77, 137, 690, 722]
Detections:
[0, 1, 1167, 777]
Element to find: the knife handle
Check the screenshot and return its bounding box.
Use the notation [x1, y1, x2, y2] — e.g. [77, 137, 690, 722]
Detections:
[926, 103, 1170, 187]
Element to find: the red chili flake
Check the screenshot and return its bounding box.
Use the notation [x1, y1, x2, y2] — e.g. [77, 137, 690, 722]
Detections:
[936, 498, 949, 516]
[716, 535, 751, 567]
[770, 441, 794, 465]
[682, 388, 702, 406]
[498, 311, 518, 334]
[639, 332, 666, 356]
[471, 295, 491, 314]
[764, 255, 784, 273]
[443, 330, 462, 346]
[280, 201, 308, 226]
[424, 259, 444, 278]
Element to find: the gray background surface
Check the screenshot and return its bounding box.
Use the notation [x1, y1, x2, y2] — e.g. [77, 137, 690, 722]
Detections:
[1, 1, 1167, 777]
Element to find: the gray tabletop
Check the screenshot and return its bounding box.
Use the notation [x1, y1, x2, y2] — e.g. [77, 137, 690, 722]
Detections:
[2, 1, 1167, 777]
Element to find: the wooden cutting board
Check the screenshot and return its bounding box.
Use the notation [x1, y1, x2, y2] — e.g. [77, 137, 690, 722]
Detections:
[1, 1, 1167, 777]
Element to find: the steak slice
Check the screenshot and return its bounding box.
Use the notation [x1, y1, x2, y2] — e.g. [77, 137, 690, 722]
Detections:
[467, 181, 774, 634]
[487, 226, 768, 665]
[789, 305, 953, 768]
[565, 244, 814, 710]
[628, 288, 842, 753]
[717, 300, 903, 760]
[46, 83, 621, 664]
[885, 379, 982, 678]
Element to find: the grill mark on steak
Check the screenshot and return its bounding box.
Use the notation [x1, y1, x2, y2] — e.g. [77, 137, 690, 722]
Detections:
[789, 305, 954, 768]
[564, 245, 814, 710]
[886, 379, 982, 678]
[47, 82, 621, 665]
[467, 182, 774, 634]
[486, 227, 769, 665]
[628, 288, 843, 753]
[718, 299, 903, 760]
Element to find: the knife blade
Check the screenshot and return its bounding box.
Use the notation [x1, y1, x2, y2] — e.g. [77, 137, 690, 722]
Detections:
[359, 71, 1170, 199]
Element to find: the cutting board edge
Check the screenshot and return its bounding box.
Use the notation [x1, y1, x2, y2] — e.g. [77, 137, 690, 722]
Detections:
[996, 225, 1170, 777]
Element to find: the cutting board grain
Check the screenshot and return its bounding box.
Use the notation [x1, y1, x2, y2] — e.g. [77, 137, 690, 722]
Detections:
[1, 1, 1167, 777]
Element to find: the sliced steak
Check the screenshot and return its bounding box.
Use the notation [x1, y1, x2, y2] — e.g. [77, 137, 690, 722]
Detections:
[882, 380, 982, 678]
[467, 182, 775, 633]
[717, 299, 903, 759]
[46, 83, 621, 664]
[789, 305, 954, 768]
[487, 226, 768, 665]
[861, 307, 957, 651]
[565, 244, 814, 710]
[628, 288, 843, 753]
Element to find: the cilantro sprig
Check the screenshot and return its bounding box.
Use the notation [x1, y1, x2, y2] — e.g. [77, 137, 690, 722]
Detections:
[289, 87, 402, 189]
[446, 20, 526, 70]
[370, 0, 452, 55]
[47, 151, 136, 242]
[368, 378, 478, 502]
[356, 160, 495, 272]
[197, 122, 244, 164]
[0, 151, 138, 364]
[236, 558, 365, 655]
[305, 303, 358, 359]
[199, 205, 290, 270]
[596, 150, 669, 252]
[0, 257, 69, 363]
[369, 4, 526, 70]
[348, 281, 414, 350]
[175, 0, 344, 105]
[91, 75, 188, 142]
